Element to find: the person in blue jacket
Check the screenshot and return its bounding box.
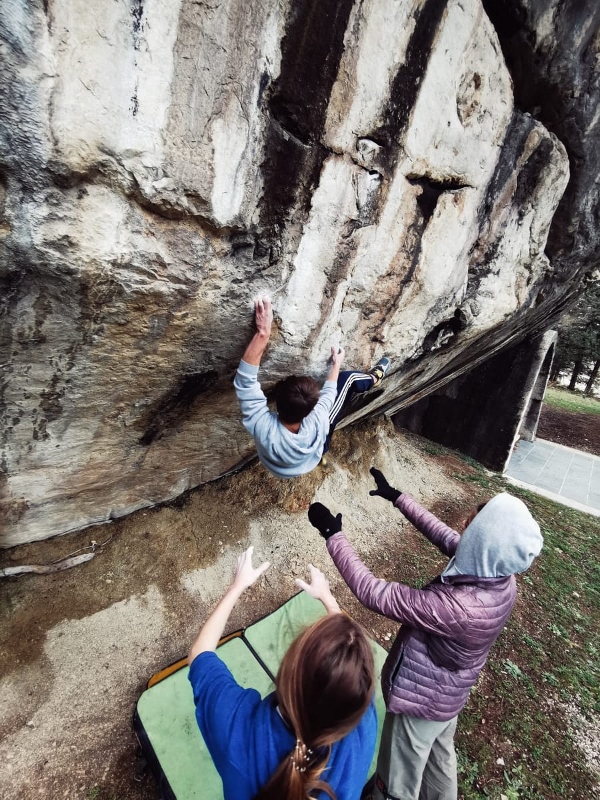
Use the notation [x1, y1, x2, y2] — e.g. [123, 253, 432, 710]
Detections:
[234, 296, 391, 478]
[188, 548, 377, 800]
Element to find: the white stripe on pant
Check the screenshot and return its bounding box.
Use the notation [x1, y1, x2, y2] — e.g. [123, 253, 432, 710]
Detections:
[328, 372, 374, 424]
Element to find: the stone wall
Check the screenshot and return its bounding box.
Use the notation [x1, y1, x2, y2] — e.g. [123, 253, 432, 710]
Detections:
[1, 0, 591, 546]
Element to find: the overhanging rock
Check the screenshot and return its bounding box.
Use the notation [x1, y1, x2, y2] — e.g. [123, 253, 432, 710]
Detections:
[0, 0, 587, 545]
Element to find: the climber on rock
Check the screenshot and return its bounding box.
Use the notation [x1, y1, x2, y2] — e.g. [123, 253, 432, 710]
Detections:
[307, 469, 544, 800]
[234, 296, 391, 478]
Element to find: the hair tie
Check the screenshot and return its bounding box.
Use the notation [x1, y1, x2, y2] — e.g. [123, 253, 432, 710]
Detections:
[290, 738, 314, 772]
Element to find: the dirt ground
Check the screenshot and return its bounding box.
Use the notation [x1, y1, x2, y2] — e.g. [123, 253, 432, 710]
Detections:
[1, 419, 488, 800]
[1, 406, 596, 800]
[537, 404, 600, 456]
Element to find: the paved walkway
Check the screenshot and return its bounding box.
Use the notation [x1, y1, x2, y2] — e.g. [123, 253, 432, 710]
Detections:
[505, 438, 600, 517]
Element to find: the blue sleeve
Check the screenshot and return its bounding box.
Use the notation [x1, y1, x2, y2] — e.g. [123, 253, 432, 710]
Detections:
[233, 360, 271, 437]
[323, 695, 377, 799]
[188, 651, 261, 772]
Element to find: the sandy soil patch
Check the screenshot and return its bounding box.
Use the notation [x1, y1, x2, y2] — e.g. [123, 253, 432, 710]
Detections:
[0, 420, 483, 800]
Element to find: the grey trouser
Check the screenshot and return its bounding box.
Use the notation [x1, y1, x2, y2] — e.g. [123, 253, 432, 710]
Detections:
[372, 712, 458, 800]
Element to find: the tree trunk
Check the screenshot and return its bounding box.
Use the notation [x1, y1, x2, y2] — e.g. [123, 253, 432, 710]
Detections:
[584, 359, 600, 395]
[550, 361, 562, 382]
[568, 359, 583, 391]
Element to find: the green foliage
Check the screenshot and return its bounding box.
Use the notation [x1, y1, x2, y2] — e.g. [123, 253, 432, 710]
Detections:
[420, 441, 450, 456]
[544, 386, 600, 415]
[552, 281, 600, 391]
[452, 458, 600, 799]
[456, 748, 480, 797]
[401, 439, 599, 796]
[450, 468, 506, 493]
[503, 659, 526, 679]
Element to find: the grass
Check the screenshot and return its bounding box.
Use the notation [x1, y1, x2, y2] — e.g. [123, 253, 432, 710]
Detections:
[544, 385, 600, 415]
[436, 453, 600, 799]
[86, 788, 120, 800]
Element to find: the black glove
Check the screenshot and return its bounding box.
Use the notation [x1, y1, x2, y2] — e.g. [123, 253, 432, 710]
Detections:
[369, 467, 401, 503]
[308, 502, 343, 540]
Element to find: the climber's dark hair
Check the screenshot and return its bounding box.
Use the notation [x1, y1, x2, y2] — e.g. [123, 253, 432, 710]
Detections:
[275, 375, 321, 424]
[254, 614, 375, 800]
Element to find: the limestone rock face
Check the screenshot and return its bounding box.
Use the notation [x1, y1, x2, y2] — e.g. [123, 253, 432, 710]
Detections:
[0, 0, 580, 545]
[483, 0, 600, 287]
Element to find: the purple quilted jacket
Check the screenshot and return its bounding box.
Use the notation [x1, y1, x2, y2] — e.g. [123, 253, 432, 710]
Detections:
[326, 494, 517, 721]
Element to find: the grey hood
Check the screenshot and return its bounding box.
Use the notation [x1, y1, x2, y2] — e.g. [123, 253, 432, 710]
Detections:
[441, 493, 543, 580]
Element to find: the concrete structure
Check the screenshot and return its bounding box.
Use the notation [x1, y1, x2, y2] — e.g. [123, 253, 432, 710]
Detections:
[394, 331, 557, 472]
[506, 438, 600, 517]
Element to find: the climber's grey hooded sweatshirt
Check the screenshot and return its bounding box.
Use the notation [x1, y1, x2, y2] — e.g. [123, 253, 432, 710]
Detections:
[234, 359, 336, 478]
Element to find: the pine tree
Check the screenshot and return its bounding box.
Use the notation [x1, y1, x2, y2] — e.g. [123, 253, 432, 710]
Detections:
[553, 281, 600, 395]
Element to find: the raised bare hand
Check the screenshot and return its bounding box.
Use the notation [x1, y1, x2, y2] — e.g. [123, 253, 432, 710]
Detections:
[254, 296, 273, 337]
[231, 546, 270, 591]
[295, 564, 340, 614]
[329, 345, 345, 368]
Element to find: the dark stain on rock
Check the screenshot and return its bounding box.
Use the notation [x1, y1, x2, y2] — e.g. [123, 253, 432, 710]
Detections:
[225, 235, 273, 277]
[32, 290, 52, 346]
[253, 237, 272, 261]
[421, 310, 468, 355]
[408, 176, 469, 225]
[40, 373, 65, 426]
[258, 0, 355, 248]
[400, 199, 433, 290]
[373, 0, 448, 170]
[469, 111, 539, 271]
[513, 136, 556, 217]
[481, 112, 536, 223]
[131, 0, 144, 48]
[230, 232, 256, 254]
[481, 0, 528, 40]
[1, 495, 29, 525]
[139, 370, 219, 446]
[32, 419, 48, 441]
[360, 175, 438, 332]
[257, 71, 270, 106]
[78, 269, 122, 344]
[375, 164, 466, 325]
[258, 120, 327, 251]
[0, 171, 7, 216]
[0, 274, 21, 373]
[269, 0, 354, 142]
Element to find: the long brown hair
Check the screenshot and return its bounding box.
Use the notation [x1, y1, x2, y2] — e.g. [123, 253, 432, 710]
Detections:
[254, 614, 375, 800]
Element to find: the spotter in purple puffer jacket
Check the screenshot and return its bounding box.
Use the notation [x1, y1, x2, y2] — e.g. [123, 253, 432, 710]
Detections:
[325, 489, 543, 800]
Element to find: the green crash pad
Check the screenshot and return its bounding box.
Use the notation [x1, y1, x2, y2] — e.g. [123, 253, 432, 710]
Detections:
[134, 592, 388, 799]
